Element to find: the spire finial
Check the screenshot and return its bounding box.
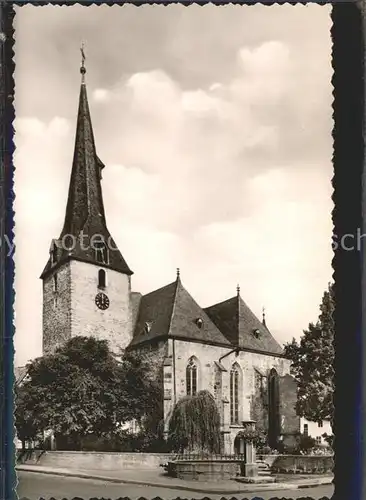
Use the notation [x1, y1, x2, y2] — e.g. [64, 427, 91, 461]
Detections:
[237, 284, 240, 296]
[80, 42, 86, 83]
[176, 268, 180, 279]
[262, 306, 267, 327]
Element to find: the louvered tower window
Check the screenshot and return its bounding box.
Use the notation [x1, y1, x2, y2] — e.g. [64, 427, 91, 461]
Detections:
[95, 240, 109, 264]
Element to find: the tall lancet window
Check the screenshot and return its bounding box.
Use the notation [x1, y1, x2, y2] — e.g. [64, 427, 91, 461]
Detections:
[186, 357, 198, 396]
[95, 240, 109, 265]
[230, 363, 241, 425]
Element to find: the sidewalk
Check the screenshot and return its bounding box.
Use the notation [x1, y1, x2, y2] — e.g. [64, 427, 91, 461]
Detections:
[17, 464, 333, 495]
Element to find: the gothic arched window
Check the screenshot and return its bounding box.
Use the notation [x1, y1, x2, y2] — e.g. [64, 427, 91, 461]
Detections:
[98, 269, 106, 289]
[186, 357, 198, 396]
[230, 363, 241, 425]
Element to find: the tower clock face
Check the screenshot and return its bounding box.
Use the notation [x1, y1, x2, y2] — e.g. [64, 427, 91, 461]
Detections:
[95, 292, 110, 310]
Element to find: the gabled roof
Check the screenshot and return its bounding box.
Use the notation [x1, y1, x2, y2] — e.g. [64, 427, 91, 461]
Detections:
[130, 277, 230, 347]
[204, 297, 239, 345]
[204, 294, 284, 356]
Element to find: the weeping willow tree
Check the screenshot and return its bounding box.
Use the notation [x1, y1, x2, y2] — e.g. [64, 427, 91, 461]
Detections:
[168, 390, 221, 454]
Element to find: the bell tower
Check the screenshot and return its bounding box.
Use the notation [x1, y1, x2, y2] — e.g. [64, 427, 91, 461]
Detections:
[41, 47, 133, 355]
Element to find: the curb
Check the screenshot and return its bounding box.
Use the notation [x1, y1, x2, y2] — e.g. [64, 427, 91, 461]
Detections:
[16, 466, 333, 495]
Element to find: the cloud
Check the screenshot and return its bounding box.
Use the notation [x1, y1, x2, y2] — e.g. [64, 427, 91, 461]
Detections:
[90, 40, 328, 238]
[93, 89, 111, 102]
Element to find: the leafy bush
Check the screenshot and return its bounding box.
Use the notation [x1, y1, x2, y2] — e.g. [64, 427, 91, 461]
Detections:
[252, 429, 267, 449]
[322, 432, 334, 449]
[292, 433, 316, 455]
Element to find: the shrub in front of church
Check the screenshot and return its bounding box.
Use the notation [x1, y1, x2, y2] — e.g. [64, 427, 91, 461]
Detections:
[321, 432, 334, 449]
[15, 336, 161, 450]
[168, 390, 221, 455]
[292, 433, 317, 455]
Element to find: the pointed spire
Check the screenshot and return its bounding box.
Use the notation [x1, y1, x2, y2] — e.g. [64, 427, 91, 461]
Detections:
[176, 268, 180, 280]
[236, 284, 240, 296]
[60, 52, 106, 237]
[40, 48, 133, 279]
[262, 306, 267, 327]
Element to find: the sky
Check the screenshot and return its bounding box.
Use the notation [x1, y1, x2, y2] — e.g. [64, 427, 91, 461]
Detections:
[14, 4, 333, 367]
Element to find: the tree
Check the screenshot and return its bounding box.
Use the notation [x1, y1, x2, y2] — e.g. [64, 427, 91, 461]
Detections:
[284, 283, 334, 424]
[15, 337, 161, 449]
[15, 383, 42, 450]
[168, 390, 221, 454]
[118, 349, 162, 429]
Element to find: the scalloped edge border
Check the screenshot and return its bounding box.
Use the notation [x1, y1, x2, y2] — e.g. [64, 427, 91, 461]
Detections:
[3, 2, 365, 500]
[0, 2, 15, 500]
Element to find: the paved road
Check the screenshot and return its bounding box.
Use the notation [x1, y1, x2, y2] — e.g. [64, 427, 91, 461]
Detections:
[17, 471, 334, 500]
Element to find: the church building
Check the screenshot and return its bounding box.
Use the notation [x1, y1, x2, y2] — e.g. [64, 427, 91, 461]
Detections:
[40, 57, 300, 454]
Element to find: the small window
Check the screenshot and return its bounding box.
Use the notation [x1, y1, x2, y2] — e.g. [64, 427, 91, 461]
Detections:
[53, 274, 58, 293]
[303, 424, 308, 436]
[144, 321, 152, 333]
[318, 421, 323, 428]
[98, 269, 106, 289]
[195, 318, 203, 329]
[316, 436, 322, 445]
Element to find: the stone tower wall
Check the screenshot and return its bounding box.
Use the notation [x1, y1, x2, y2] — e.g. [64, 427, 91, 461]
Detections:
[43, 262, 72, 355]
[42, 259, 132, 355]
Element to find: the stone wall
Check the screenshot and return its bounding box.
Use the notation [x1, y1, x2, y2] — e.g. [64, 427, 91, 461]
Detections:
[172, 339, 296, 452]
[43, 260, 133, 355]
[270, 454, 334, 474]
[250, 369, 268, 437]
[70, 260, 132, 352]
[18, 451, 173, 470]
[17, 449, 45, 465]
[279, 374, 300, 438]
[43, 263, 72, 354]
[167, 459, 242, 481]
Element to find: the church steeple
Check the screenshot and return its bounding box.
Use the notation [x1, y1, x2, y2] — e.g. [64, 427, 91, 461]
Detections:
[61, 46, 106, 236]
[40, 48, 132, 279]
